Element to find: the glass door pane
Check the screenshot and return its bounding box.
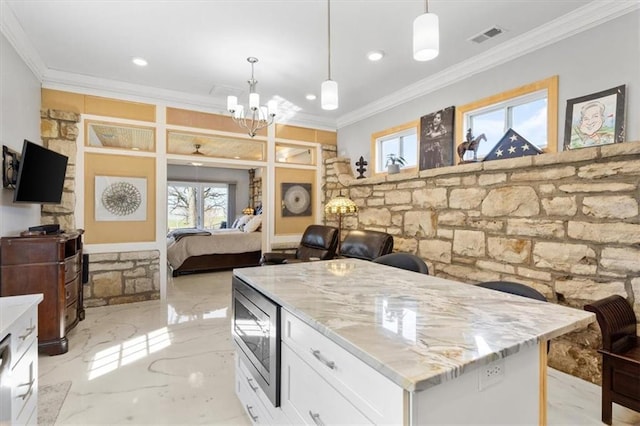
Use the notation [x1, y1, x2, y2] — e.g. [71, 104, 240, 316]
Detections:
[167, 184, 198, 230]
[203, 185, 229, 229]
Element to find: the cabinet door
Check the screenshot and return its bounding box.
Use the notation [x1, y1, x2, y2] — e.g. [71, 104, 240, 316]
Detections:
[281, 343, 372, 425]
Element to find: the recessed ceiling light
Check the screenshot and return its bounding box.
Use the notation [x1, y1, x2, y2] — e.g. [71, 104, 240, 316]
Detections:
[306, 94, 317, 100]
[367, 50, 385, 62]
[191, 162, 203, 166]
[132, 57, 148, 67]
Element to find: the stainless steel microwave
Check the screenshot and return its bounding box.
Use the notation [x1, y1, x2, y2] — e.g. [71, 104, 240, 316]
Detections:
[232, 276, 281, 407]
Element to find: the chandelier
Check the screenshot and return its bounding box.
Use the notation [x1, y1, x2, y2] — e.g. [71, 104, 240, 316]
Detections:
[227, 57, 277, 137]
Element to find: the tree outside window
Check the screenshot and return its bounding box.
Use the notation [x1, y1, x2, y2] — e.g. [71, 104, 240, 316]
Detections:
[167, 182, 228, 230]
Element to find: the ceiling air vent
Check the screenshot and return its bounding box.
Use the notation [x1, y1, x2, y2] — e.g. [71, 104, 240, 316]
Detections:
[469, 26, 504, 44]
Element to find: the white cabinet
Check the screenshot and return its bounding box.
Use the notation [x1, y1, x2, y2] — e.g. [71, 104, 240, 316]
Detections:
[0, 294, 42, 426]
[280, 310, 405, 425]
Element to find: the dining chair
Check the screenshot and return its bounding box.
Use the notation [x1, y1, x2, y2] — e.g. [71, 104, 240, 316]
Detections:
[373, 252, 429, 274]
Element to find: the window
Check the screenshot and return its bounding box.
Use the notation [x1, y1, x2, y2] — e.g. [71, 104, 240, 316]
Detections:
[456, 76, 558, 161]
[167, 182, 229, 230]
[371, 120, 419, 174]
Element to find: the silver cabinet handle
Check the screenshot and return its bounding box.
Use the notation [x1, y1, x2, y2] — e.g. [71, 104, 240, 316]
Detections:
[246, 404, 258, 422]
[246, 377, 259, 392]
[308, 410, 325, 426]
[18, 325, 36, 341]
[311, 348, 336, 370]
[17, 379, 35, 400]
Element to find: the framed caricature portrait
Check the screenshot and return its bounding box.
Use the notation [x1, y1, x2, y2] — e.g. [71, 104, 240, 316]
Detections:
[564, 85, 626, 150]
[419, 106, 455, 170]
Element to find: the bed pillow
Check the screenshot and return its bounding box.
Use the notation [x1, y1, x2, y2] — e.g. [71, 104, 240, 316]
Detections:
[244, 215, 262, 233]
[235, 214, 253, 230]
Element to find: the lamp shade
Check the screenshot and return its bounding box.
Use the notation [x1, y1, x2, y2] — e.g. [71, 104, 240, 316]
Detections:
[413, 12, 439, 61]
[324, 194, 357, 215]
[321, 79, 339, 110]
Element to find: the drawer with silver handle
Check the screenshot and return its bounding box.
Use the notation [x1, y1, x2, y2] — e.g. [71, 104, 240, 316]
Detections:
[10, 308, 38, 368]
[281, 309, 405, 424]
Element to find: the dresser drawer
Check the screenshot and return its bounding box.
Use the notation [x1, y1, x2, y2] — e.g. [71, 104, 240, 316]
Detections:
[65, 279, 79, 306]
[65, 303, 78, 330]
[281, 342, 372, 425]
[64, 253, 80, 278]
[236, 362, 273, 425]
[9, 307, 38, 367]
[281, 309, 404, 424]
[11, 339, 38, 425]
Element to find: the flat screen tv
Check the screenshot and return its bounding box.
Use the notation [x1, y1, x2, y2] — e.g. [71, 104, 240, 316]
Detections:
[13, 140, 68, 204]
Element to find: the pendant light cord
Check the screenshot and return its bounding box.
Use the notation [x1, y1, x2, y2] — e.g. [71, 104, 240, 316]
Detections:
[327, 0, 332, 80]
[425, 0, 429, 13]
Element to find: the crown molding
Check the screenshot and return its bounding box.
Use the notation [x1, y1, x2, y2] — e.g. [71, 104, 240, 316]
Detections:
[336, 0, 640, 129]
[41, 69, 337, 131]
[0, 1, 47, 81]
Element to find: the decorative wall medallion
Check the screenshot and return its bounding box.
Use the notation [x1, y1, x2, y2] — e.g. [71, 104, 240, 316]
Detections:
[95, 176, 147, 221]
[281, 183, 312, 216]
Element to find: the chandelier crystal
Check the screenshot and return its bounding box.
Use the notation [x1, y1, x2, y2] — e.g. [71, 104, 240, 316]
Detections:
[227, 57, 277, 137]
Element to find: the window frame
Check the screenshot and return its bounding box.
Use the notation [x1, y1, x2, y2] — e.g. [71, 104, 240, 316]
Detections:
[370, 120, 419, 175]
[455, 76, 558, 160]
[167, 180, 230, 230]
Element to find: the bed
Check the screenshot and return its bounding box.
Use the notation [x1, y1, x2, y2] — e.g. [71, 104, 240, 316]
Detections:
[167, 227, 262, 277]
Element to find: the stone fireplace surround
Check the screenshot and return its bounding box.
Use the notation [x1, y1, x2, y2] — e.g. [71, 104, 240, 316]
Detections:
[324, 141, 640, 385]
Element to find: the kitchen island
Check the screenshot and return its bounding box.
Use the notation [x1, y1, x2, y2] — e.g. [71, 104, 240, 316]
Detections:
[233, 258, 594, 425]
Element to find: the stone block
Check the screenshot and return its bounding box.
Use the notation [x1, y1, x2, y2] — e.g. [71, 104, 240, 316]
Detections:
[349, 186, 373, 198]
[478, 173, 506, 186]
[419, 239, 452, 263]
[93, 271, 123, 297]
[437, 228, 453, 239]
[533, 242, 596, 274]
[358, 208, 391, 226]
[393, 237, 418, 253]
[120, 250, 160, 260]
[413, 187, 447, 208]
[438, 211, 466, 226]
[462, 175, 477, 186]
[568, 221, 640, 244]
[476, 260, 515, 274]
[515, 267, 552, 282]
[439, 264, 495, 283]
[548, 336, 601, 385]
[391, 213, 403, 227]
[582, 195, 638, 219]
[541, 196, 577, 216]
[577, 160, 640, 179]
[41, 119, 59, 138]
[511, 166, 575, 182]
[507, 218, 564, 238]
[47, 139, 77, 164]
[487, 237, 531, 263]
[555, 278, 626, 302]
[539, 184, 555, 195]
[483, 156, 533, 170]
[404, 210, 436, 237]
[482, 186, 539, 217]
[60, 122, 79, 141]
[465, 218, 504, 232]
[123, 267, 148, 278]
[449, 188, 486, 209]
[453, 229, 485, 257]
[49, 110, 80, 122]
[533, 148, 597, 166]
[367, 198, 385, 206]
[385, 190, 411, 205]
[434, 176, 460, 187]
[599, 140, 640, 158]
[397, 180, 426, 189]
[558, 182, 635, 193]
[600, 247, 640, 272]
[90, 253, 119, 262]
[90, 261, 136, 272]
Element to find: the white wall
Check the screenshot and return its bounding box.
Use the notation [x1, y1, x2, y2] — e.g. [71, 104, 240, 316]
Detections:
[338, 11, 640, 175]
[167, 164, 251, 221]
[0, 32, 41, 236]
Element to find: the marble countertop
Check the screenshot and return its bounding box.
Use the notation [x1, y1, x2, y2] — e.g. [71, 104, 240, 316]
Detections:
[234, 258, 595, 392]
[0, 294, 43, 337]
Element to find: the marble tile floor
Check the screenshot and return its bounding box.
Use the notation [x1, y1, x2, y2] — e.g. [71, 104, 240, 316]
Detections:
[38, 270, 640, 425]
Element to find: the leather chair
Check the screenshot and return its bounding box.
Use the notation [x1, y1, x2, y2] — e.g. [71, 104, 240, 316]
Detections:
[339, 230, 393, 261]
[373, 253, 429, 274]
[584, 295, 640, 425]
[260, 225, 339, 265]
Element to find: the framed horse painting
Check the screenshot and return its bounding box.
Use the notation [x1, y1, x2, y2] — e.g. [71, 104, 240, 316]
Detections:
[419, 106, 455, 171]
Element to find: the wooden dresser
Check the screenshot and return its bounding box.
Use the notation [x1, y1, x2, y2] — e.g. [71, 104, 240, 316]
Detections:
[0, 230, 84, 355]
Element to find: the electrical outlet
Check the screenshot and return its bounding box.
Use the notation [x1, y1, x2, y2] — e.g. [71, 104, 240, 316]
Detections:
[478, 358, 505, 391]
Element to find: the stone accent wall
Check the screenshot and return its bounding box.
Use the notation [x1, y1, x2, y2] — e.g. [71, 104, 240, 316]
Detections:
[40, 108, 162, 307]
[40, 109, 79, 230]
[324, 141, 640, 385]
[84, 250, 161, 307]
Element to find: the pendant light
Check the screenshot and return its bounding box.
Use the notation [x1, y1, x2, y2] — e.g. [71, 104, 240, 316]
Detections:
[413, 0, 439, 61]
[321, 0, 338, 110]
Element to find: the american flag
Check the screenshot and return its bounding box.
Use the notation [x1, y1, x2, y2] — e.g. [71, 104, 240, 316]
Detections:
[483, 128, 542, 161]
